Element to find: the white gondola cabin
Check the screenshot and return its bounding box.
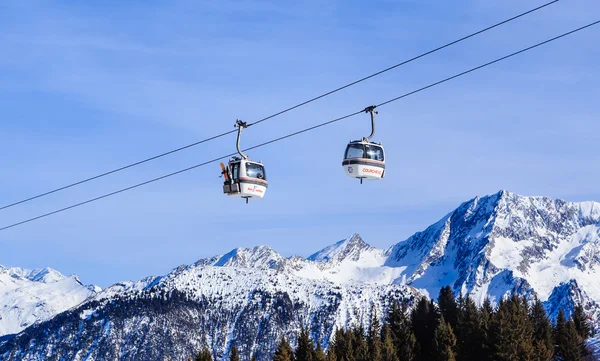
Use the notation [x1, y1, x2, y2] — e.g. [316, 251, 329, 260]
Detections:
[342, 105, 385, 183]
[222, 158, 268, 201]
[221, 120, 268, 203]
[342, 140, 385, 181]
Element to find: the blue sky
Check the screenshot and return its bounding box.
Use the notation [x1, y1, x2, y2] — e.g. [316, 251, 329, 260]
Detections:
[1, 0, 599, 287]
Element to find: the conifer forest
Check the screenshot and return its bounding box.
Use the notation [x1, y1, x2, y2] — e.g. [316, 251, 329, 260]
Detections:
[191, 286, 595, 361]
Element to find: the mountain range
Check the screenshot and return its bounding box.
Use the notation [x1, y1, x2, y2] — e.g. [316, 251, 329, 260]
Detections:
[0, 266, 98, 337]
[1, 190, 599, 360]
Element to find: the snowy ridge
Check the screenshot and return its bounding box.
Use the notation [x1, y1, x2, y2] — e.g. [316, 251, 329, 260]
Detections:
[94, 264, 418, 330]
[2, 263, 419, 361]
[0, 266, 98, 336]
[189, 234, 396, 286]
[307, 233, 375, 262]
[3, 190, 600, 359]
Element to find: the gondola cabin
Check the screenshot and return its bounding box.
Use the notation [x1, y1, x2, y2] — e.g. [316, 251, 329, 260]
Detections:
[342, 140, 385, 182]
[222, 158, 268, 201]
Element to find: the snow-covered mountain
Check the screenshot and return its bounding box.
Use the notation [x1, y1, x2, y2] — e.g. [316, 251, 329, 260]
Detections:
[0, 261, 419, 361]
[2, 190, 600, 360]
[384, 190, 600, 324]
[0, 266, 99, 337]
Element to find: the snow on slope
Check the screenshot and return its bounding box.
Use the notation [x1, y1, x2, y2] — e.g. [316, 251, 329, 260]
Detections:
[3, 190, 600, 359]
[190, 234, 402, 285]
[93, 263, 419, 333]
[384, 190, 600, 318]
[186, 191, 600, 323]
[0, 266, 99, 336]
[0, 262, 419, 361]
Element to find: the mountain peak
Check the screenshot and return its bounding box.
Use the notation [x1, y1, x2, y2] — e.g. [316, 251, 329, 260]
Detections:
[308, 233, 372, 263]
[28, 267, 67, 283]
[212, 245, 283, 269]
[0, 266, 67, 284]
[0, 265, 98, 336]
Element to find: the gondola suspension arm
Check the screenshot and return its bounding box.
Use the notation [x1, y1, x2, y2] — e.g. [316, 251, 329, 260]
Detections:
[235, 119, 249, 160]
[363, 105, 378, 142]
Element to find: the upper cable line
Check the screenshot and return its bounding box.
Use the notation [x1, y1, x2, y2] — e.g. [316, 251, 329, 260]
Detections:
[0, 0, 560, 212]
[0, 17, 597, 233]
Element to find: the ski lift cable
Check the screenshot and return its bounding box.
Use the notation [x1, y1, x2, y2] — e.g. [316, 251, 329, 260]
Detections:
[0, 0, 560, 212]
[247, 0, 560, 127]
[0, 18, 597, 233]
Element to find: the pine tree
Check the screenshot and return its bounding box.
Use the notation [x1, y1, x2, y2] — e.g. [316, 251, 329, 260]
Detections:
[489, 294, 534, 361]
[480, 298, 493, 360]
[313, 343, 326, 361]
[555, 310, 590, 361]
[438, 286, 459, 329]
[195, 347, 213, 361]
[386, 301, 403, 349]
[431, 316, 456, 361]
[482, 298, 493, 314]
[330, 328, 350, 361]
[559, 318, 586, 361]
[529, 298, 553, 361]
[381, 324, 399, 361]
[386, 301, 403, 334]
[325, 345, 337, 361]
[274, 336, 295, 361]
[295, 327, 315, 361]
[399, 331, 418, 361]
[455, 296, 485, 361]
[367, 306, 383, 361]
[554, 309, 568, 359]
[572, 304, 591, 340]
[352, 325, 368, 361]
[411, 297, 434, 361]
[229, 345, 240, 361]
[389, 302, 417, 361]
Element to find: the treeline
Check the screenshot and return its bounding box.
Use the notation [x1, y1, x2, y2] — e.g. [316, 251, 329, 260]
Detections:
[192, 286, 595, 361]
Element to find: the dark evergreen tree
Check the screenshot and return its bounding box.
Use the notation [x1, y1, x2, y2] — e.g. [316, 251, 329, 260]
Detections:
[480, 298, 494, 359]
[554, 309, 569, 359]
[411, 297, 438, 361]
[295, 327, 315, 361]
[330, 328, 351, 361]
[229, 345, 240, 361]
[274, 336, 295, 361]
[555, 309, 591, 361]
[429, 299, 442, 328]
[398, 332, 418, 361]
[455, 296, 486, 361]
[352, 325, 368, 361]
[325, 345, 337, 361]
[431, 316, 456, 361]
[386, 301, 403, 335]
[387, 300, 416, 360]
[489, 294, 534, 361]
[558, 318, 587, 361]
[381, 324, 399, 361]
[572, 304, 591, 340]
[438, 286, 459, 329]
[529, 298, 553, 361]
[313, 343, 326, 361]
[195, 347, 213, 361]
[367, 307, 383, 361]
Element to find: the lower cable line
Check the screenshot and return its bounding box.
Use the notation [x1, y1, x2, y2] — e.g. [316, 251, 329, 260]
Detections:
[1, 19, 598, 233]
